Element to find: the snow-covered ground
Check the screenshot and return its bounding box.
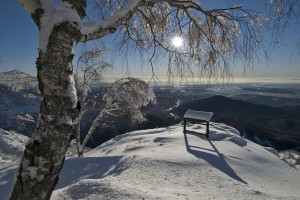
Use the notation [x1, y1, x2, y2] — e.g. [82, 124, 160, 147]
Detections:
[0, 129, 28, 169]
[1, 123, 300, 200]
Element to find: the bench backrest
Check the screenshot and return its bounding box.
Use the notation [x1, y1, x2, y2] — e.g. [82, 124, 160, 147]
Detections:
[183, 109, 213, 121]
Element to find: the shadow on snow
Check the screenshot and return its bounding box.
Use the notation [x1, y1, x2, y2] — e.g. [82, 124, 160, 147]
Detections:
[183, 132, 247, 184]
[56, 156, 130, 189]
[0, 165, 18, 200]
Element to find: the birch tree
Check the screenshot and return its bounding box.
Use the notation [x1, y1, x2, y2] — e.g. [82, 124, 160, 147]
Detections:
[76, 77, 156, 157]
[74, 44, 110, 157]
[74, 45, 156, 157]
[11, 0, 288, 199]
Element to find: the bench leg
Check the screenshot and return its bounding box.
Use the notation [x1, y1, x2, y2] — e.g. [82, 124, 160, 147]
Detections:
[183, 118, 186, 133]
[206, 121, 209, 138]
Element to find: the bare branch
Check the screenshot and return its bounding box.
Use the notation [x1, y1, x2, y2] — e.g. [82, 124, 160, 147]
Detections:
[114, 0, 267, 82]
[65, 0, 87, 18]
[267, 0, 300, 44]
[18, 0, 44, 28]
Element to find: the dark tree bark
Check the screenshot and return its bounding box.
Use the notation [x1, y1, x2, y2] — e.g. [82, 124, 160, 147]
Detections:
[10, 22, 81, 200]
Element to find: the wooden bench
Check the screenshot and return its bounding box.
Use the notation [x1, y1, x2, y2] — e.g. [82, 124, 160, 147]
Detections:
[183, 109, 213, 138]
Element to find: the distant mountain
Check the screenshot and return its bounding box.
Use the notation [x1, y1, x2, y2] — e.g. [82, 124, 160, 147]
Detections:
[173, 95, 300, 151]
[174, 95, 288, 120]
[0, 69, 37, 92]
[0, 69, 33, 82]
[0, 83, 39, 136]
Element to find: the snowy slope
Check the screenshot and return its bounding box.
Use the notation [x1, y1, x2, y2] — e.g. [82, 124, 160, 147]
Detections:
[1, 123, 300, 200]
[52, 123, 300, 200]
[0, 129, 79, 200]
[0, 129, 28, 168]
[0, 129, 28, 200]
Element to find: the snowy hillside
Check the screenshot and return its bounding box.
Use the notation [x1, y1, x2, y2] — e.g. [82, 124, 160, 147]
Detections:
[0, 70, 37, 91]
[1, 123, 300, 200]
[0, 129, 28, 169]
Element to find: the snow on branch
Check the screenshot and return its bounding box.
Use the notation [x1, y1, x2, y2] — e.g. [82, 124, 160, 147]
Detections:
[116, 0, 267, 81]
[18, 0, 46, 28]
[18, 0, 41, 15]
[20, 0, 265, 75]
[80, 0, 145, 42]
[103, 77, 156, 122]
[19, 0, 270, 81]
[39, 1, 81, 52]
[86, 77, 156, 140]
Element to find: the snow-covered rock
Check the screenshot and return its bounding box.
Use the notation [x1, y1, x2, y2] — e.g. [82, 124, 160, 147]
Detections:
[280, 150, 300, 170]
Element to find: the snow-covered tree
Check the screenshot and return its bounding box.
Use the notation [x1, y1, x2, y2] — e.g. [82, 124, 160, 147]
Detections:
[0, 69, 38, 92]
[11, 0, 299, 199]
[74, 44, 110, 157]
[73, 45, 155, 157]
[76, 77, 156, 157]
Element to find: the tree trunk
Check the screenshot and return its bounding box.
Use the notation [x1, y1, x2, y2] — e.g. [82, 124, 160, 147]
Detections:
[10, 22, 81, 200]
[76, 112, 84, 157]
[80, 109, 106, 155]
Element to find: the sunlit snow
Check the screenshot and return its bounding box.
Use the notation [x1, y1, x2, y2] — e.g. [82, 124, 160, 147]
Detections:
[1, 123, 300, 199]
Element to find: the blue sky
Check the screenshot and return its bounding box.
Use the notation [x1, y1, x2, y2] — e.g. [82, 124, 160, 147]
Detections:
[0, 0, 38, 74]
[0, 0, 299, 82]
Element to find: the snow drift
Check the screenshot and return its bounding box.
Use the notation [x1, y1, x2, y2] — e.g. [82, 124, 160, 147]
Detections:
[1, 123, 300, 200]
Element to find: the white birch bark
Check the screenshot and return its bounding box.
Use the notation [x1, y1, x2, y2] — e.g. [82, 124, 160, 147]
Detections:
[10, 21, 81, 199]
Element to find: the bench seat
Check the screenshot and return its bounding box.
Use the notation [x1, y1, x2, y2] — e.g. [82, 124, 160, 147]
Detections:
[183, 109, 213, 138]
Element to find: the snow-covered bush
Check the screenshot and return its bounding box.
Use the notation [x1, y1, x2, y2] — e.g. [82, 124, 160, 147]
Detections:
[103, 77, 156, 122]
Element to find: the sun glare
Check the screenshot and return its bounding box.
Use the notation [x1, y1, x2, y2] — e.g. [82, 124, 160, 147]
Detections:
[172, 36, 183, 48]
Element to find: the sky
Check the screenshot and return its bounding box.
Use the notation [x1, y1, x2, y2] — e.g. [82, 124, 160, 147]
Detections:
[0, 0, 300, 83]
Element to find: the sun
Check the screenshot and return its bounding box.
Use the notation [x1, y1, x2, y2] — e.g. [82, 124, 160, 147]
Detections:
[172, 36, 183, 48]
